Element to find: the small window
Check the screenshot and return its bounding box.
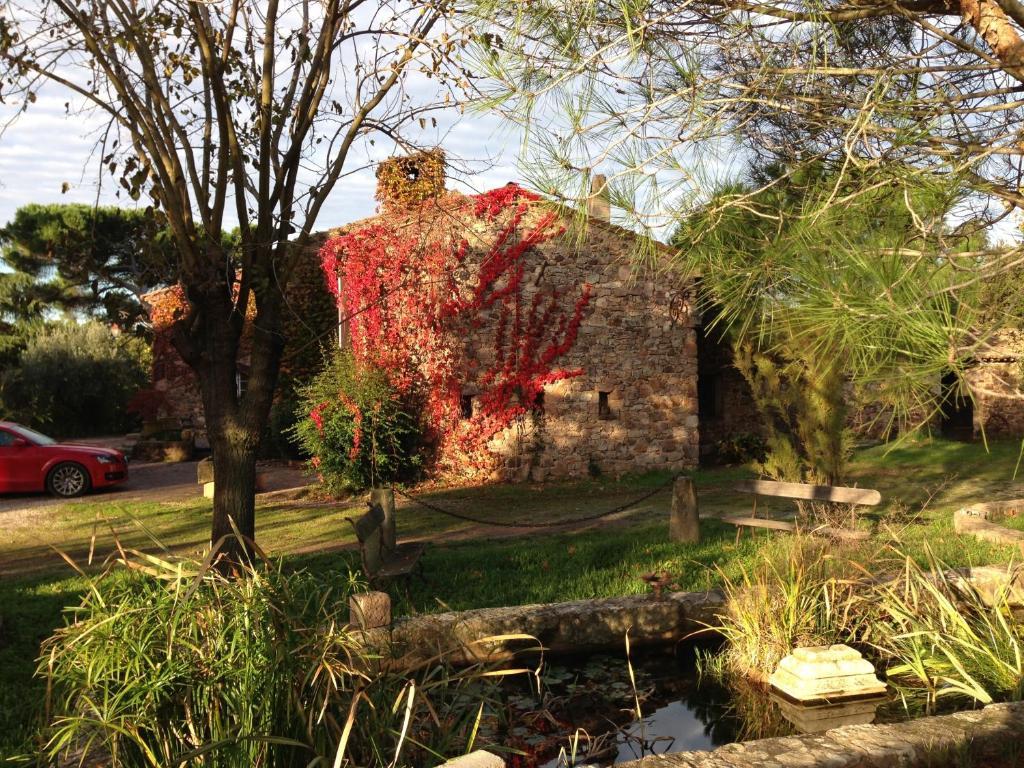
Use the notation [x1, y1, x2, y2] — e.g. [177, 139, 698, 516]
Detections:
[598, 391, 613, 419]
[460, 394, 474, 420]
[533, 389, 545, 414]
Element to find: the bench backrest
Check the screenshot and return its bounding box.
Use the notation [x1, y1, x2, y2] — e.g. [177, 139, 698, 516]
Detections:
[734, 479, 881, 506]
[350, 503, 386, 575]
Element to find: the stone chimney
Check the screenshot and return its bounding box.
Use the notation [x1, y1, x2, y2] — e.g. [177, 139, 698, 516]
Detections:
[587, 173, 610, 222]
[375, 149, 446, 210]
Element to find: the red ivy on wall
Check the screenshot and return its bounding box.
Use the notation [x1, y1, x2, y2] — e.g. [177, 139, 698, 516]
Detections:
[320, 185, 592, 475]
[128, 286, 194, 422]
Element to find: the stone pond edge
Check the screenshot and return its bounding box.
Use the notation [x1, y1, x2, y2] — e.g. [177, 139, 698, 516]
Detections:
[616, 701, 1024, 767]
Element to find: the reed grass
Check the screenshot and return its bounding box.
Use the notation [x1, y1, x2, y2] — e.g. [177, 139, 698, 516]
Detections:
[868, 548, 1024, 709]
[707, 537, 863, 682]
[37, 544, 525, 767]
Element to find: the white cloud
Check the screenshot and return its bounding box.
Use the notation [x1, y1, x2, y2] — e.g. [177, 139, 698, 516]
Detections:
[0, 84, 527, 232]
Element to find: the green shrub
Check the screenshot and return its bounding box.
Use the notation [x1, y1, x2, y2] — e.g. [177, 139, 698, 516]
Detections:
[0, 321, 149, 437]
[292, 351, 423, 493]
[714, 432, 768, 465]
[40, 551, 507, 767]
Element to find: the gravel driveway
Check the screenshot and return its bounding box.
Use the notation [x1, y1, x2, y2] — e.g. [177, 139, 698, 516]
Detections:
[0, 460, 311, 515]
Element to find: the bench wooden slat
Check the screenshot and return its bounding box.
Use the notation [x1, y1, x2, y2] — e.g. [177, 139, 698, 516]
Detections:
[723, 516, 796, 532]
[376, 543, 426, 578]
[734, 480, 881, 506]
[351, 504, 385, 541]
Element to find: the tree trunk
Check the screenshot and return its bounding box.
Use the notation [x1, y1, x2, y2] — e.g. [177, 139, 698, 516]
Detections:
[170, 238, 292, 568]
[209, 430, 259, 563]
[181, 277, 285, 567]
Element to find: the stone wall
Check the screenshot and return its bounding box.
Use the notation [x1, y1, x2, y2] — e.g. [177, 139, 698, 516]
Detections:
[359, 588, 726, 666]
[967, 331, 1024, 439]
[618, 702, 1024, 768]
[458, 210, 700, 481]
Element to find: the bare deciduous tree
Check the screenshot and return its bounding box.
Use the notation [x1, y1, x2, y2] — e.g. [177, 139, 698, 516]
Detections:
[0, 0, 463, 560]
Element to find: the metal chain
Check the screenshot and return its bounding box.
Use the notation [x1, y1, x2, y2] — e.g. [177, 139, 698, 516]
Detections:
[393, 475, 677, 529]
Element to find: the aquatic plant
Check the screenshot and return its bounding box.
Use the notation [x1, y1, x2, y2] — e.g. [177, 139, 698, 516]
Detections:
[707, 537, 863, 681]
[867, 547, 1024, 709]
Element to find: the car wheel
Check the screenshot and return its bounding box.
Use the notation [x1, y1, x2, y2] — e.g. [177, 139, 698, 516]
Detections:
[47, 462, 91, 498]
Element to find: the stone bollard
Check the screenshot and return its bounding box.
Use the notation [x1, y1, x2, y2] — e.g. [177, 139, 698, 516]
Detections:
[370, 486, 397, 551]
[348, 591, 392, 630]
[197, 457, 214, 484]
[438, 751, 505, 768]
[669, 475, 700, 543]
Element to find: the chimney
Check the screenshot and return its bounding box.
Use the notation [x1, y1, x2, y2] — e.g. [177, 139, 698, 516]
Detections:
[587, 173, 610, 222]
[375, 149, 446, 210]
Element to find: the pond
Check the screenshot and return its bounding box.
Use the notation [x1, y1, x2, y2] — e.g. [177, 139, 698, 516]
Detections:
[493, 642, 917, 768]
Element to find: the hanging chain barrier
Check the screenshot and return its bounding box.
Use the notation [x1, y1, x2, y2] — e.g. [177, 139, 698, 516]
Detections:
[392, 474, 677, 530]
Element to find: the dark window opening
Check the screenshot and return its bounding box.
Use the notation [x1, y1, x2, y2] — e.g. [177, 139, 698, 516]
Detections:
[460, 394, 474, 420]
[532, 389, 545, 413]
[598, 391, 613, 419]
[698, 373, 722, 420]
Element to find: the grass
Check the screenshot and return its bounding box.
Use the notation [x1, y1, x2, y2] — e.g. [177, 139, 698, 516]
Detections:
[1, 436, 1022, 759]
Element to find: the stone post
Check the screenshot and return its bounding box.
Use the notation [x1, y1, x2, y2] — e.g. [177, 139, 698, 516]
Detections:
[370, 486, 397, 551]
[348, 591, 392, 630]
[669, 475, 700, 543]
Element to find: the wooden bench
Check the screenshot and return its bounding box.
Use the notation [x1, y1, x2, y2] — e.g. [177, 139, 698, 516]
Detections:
[348, 503, 426, 586]
[724, 479, 881, 542]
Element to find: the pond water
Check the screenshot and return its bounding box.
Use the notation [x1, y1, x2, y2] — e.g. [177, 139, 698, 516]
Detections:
[495, 643, 912, 768]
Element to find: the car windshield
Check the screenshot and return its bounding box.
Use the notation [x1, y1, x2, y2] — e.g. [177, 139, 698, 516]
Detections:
[10, 424, 57, 445]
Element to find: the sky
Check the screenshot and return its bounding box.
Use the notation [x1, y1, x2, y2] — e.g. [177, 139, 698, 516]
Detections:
[0, 93, 527, 234]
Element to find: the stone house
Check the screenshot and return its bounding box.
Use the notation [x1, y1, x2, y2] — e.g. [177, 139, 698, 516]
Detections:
[326, 153, 703, 481]
[142, 152, 1023, 479]
[138, 156, 705, 478]
[955, 331, 1023, 440]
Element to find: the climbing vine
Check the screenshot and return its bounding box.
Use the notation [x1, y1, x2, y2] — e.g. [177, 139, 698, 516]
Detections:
[320, 184, 592, 476]
[128, 286, 193, 422]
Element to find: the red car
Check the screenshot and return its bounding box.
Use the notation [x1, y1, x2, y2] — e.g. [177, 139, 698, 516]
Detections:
[0, 421, 129, 498]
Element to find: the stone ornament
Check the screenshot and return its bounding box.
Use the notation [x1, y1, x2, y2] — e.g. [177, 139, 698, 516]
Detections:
[438, 750, 505, 768]
[770, 644, 886, 703]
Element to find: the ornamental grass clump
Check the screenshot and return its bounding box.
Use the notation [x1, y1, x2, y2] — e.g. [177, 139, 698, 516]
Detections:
[39, 548, 511, 767]
[868, 548, 1024, 709]
[708, 537, 865, 682]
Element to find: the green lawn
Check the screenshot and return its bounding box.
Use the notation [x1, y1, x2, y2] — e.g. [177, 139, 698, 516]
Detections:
[1, 436, 1022, 759]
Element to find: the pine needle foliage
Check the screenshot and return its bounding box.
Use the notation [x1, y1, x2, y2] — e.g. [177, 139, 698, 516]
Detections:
[676, 164, 982, 476]
[466, 0, 1024, 433]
